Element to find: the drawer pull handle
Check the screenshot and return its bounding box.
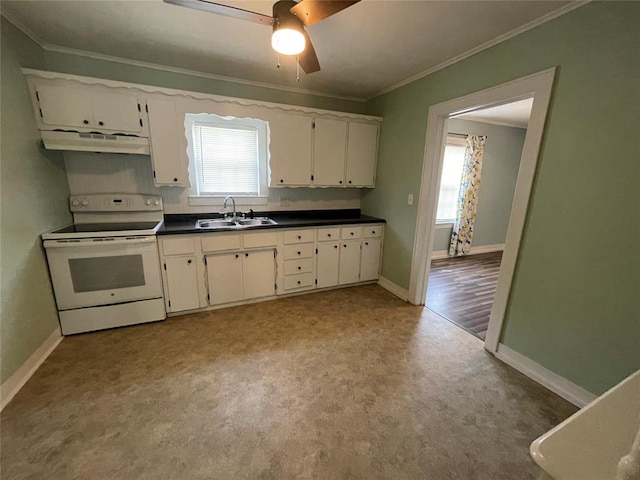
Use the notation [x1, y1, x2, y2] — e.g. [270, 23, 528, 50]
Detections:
[245, 253, 249, 257]
[298, 266, 301, 270]
[327, 233, 331, 237]
[372, 230, 376, 234]
[297, 235, 301, 240]
[343, 244, 347, 248]
[350, 232, 354, 236]
[83, 119, 89, 125]
[297, 280, 301, 285]
[334, 245, 338, 249]
[187, 259, 192, 264]
[235, 254, 239, 258]
[365, 242, 369, 246]
[297, 251, 301, 255]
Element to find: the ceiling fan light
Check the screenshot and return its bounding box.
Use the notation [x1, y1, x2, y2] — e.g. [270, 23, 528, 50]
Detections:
[271, 28, 305, 56]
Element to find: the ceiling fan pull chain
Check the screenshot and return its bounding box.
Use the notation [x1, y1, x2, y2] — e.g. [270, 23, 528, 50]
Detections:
[296, 56, 300, 82]
[277, 53, 280, 70]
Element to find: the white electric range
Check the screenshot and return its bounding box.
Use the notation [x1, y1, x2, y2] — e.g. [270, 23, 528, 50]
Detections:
[42, 194, 166, 335]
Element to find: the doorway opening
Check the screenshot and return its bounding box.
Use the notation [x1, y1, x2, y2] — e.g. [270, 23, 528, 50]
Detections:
[425, 98, 533, 340]
[408, 68, 555, 353]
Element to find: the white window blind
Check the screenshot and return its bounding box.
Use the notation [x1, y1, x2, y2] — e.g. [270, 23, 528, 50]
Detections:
[192, 123, 260, 196]
[436, 143, 466, 222]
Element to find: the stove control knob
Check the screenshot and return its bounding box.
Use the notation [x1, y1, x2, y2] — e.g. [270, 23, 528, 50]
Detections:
[71, 199, 80, 206]
[81, 200, 89, 206]
[153, 200, 160, 206]
[145, 199, 152, 206]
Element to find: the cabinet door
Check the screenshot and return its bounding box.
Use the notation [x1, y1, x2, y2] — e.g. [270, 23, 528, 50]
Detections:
[346, 122, 379, 187]
[206, 253, 244, 305]
[269, 114, 313, 186]
[36, 84, 94, 129]
[147, 97, 189, 187]
[90, 90, 142, 133]
[164, 256, 200, 312]
[313, 118, 347, 186]
[360, 238, 382, 282]
[316, 242, 340, 288]
[339, 240, 361, 285]
[242, 250, 276, 300]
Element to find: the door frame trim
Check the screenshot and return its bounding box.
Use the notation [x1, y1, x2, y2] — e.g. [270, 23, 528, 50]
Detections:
[408, 68, 556, 353]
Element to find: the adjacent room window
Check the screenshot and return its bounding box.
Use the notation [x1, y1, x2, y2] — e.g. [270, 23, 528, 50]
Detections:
[436, 136, 467, 223]
[186, 113, 269, 204]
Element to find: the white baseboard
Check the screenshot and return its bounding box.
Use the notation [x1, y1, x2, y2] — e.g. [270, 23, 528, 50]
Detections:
[495, 343, 596, 408]
[377, 276, 410, 302]
[431, 243, 505, 260]
[1, 328, 62, 411]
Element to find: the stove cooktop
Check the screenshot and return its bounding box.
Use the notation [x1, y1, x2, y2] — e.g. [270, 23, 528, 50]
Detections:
[42, 221, 162, 240]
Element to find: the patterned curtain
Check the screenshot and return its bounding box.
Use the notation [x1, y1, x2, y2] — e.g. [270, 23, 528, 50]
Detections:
[449, 135, 487, 256]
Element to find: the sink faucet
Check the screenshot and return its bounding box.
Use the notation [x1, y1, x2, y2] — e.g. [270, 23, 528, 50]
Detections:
[222, 195, 237, 220]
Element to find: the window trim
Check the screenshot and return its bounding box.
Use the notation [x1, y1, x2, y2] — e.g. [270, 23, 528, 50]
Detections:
[185, 113, 270, 206]
[435, 135, 467, 224]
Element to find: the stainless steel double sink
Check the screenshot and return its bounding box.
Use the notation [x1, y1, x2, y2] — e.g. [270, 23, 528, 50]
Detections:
[196, 217, 277, 229]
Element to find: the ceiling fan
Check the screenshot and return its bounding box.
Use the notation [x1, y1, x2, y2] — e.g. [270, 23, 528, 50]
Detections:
[163, 0, 360, 75]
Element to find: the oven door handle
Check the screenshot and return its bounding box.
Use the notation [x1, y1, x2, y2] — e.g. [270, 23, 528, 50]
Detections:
[43, 236, 157, 248]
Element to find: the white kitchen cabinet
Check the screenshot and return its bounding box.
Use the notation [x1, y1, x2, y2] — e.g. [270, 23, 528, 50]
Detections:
[206, 249, 275, 305]
[147, 96, 189, 187]
[346, 122, 379, 187]
[313, 118, 347, 186]
[163, 256, 200, 313]
[316, 242, 340, 288]
[207, 252, 244, 305]
[242, 250, 276, 299]
[35, 83, 144, 134]
[339, 240, 362, 285]
[270, 113, 313, 186]
[360, 238, 382, 282]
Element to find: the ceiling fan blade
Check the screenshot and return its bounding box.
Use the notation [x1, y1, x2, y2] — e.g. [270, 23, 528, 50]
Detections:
[163, 0, 273, 26]
[289, 0, 360, 27]
[298, 30, 320, 74]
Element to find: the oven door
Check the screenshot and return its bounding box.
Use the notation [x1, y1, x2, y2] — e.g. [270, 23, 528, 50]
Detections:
[43, 236, 163, 310]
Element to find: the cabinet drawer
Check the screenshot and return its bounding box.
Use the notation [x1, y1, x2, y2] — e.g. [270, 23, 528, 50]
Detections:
[363, 225, 383, 238]
[284, 258, 314, 276]
[161, 237, 195, 256]
[283, 243, 314, 260]
[243, 232, 278, 249]
[341, 226, 362, 240]
[283, 272, 315, 291]
[317, 227, 340, 242]
[201, 234, 241, 252]
[283, 229, 314, 244]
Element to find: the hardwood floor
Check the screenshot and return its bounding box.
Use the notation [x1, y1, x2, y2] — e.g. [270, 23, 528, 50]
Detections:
[426, 251, 503, 341]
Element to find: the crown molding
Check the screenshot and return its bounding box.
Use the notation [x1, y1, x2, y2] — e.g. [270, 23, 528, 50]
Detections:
[367, 1, 590, 100]
[41, 44, 368, 104]
[0, 9, 45, 47]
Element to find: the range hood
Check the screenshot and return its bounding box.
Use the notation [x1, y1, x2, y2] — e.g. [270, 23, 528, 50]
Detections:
[41, 131, 150, 155]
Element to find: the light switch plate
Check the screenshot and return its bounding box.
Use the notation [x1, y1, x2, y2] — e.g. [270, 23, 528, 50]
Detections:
[408, 194, 414, 206]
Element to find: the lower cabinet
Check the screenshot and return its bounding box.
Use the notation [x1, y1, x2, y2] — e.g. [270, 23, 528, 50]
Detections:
[316, 242, 340, 288]
[339, 240, 362, 285]
[360, 238, 382, 282]
[163, 255, 200, 312]
[206, 249, 275, 306]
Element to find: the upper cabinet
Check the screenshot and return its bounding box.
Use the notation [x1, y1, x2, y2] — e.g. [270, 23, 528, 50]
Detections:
[345, 122, 379, 187]
[146, 96, 190, 187]
[269, 114, 380, 188]
[269, 113, 313, 186]
[35, 83, 146, 135]
[22, 69, 381, 191]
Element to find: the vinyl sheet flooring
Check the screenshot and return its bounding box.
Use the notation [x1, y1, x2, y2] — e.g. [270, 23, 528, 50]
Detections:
[1, 285, 576, 480]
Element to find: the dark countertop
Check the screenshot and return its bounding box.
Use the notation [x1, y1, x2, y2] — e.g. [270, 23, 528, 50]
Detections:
[158, 209, 385, 235]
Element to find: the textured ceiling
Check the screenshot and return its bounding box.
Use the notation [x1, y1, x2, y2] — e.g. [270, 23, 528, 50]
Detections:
[1, 0, 578, 100]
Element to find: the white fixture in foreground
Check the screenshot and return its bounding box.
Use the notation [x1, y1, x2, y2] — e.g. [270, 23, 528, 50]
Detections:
[530, 370, 640, 480]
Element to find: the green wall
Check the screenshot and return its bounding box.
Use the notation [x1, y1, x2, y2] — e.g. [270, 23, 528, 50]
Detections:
[0, 18, 71, 384]
[43, 51, 367, 115]
[362, 2, 640, 394]
[433, 119, 526, 252]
